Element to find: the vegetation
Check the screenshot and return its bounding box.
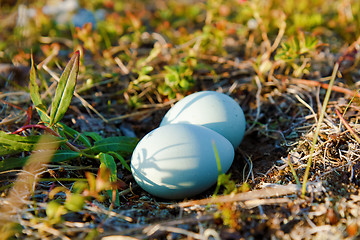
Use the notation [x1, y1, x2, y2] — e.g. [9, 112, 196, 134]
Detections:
[1, 0, 360, 239]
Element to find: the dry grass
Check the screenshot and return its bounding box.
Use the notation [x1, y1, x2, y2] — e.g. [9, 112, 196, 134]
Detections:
[1, 0, 360, 239]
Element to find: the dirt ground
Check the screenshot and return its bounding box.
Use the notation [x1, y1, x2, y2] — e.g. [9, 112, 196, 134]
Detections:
[1, 0, 360, 239]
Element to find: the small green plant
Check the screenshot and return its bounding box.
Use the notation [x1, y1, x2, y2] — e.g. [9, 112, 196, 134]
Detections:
[158, 57, 196, 99]
[45, 166, 124, 225]
[0, 51, 137, 207]
[73, 23, 102, 55]
[212, 138, 249, 230]
[133, 66, 154, 85]
[200, 23, 227, 55]
[211, 141, 251, 230]
[275, 32, 320, 77]
[126, 65, 154, 109]
[212, 141, 236, 196]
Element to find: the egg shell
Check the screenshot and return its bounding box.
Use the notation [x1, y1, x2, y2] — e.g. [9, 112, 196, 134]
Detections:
[131, 124, 234, 199]
[160, 91, 246, 148]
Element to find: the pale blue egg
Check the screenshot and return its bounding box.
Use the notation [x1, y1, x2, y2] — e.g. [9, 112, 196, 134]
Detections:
[160, 91, 246, 148]
[131, 124, 234, 199]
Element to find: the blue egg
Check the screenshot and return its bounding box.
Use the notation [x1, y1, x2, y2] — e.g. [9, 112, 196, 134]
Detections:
[160, 91, 246, 149]
[131, 124, 234, 199]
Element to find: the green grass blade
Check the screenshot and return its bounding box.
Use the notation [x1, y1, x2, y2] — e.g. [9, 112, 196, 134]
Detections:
[85, 136, 138, 155]
[82, 132, 102, 142]
[49, 51, 80, 127]
[0, 131, 39, 155]
[29, 53, 42, 107]
[0, 157, 28, 171]
[0, 131, 65, 156]
[0, 150, 80, 172]
[34, 104, 50, 123]
[212, 140, 222, 174]
[99, 153, 117, 182]
[98, 153, 120, 206]
[108, 151, 131, 171]
[50, 150, 81, 163]
[301, 62, 339, 197]
[57, 122, 92, 148]
[29, 54, 50, 123]
[0, 132, 64, 156]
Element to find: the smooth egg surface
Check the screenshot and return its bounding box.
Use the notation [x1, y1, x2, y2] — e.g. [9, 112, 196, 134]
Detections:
[160, 91, 246, 148]
[131, 124, 234, 199]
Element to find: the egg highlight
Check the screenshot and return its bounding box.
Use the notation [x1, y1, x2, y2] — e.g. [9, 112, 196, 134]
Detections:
[160, 91, 246, 148]
[131, 124, 234, 199]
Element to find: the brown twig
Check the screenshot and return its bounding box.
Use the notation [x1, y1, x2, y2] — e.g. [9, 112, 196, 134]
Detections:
[335, 109, 360, 143]
[0, 99, 26, 111]
[175, 184, 300, 208]
[289, 77, 360, 98]
[12, 124, 80, 152]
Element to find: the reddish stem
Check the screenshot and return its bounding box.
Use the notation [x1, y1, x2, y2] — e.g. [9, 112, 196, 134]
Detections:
[25, 106, 33, 126]
[0, 99, 26, 111]
[289, 78, 360, 98]
[335, 109, 360, 143]
[12, 124, 55, 135]
[12, 124, 80, 152]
